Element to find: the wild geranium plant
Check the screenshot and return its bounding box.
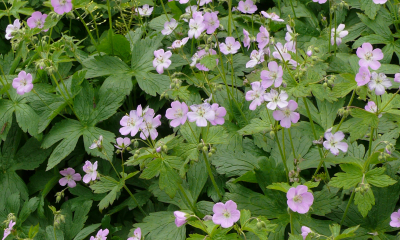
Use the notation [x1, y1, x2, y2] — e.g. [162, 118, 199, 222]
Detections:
[1, 0, 400, 239]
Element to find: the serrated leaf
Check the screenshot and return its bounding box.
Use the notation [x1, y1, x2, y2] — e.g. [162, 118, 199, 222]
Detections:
[365, 167, 397, 187]
[354, 188, 375, 217]
[202, 126, 228, 144]
[200, 55, 218, 71]
[237, 118, 271, 135]
[329, 164, 363, 189]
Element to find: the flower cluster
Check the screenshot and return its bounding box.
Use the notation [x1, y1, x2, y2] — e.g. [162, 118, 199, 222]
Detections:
[59, 160, 98, 188]
[119, 105, 161, 140]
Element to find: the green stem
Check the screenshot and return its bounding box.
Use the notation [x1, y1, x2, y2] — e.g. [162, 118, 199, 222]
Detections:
[106, 0, 114, 55]
[53, 226, 58, 240]
[328, 0, 332, 53]
[334, 11, 337, 56]
[274, 130, 290, 183]
[228, 0, 232, 36]
[1, 0, 11, 24]
[289, 0, 297, 18]
[74, 10, 101, 53]
[368, 127, 374, 157]
[203, 152, 223, 200]
[0, 64, 11, 97]
[88, 8, 100, 39]
[177, 183, 203, 217]
[9, 49, 22, 74]
[123, 185, 148, 216]
[335, 90, 356, 132]
[378, 89, 400, 114]
[340, 190, 355, 226]
[289, 210, 294, 234]
[160, 0, 170, 21]
[287, 128, 297, 160]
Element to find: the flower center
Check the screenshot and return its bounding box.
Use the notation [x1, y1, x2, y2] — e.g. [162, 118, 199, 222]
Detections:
[127, 118, 137, 126]
[223, 210, 231, 218]
[365, 52, 373, 61]
[293, 195, 303, 203]
[66, 175, 72, 180]
[271, 72, 277, 80]
[197, 107, 206, 117]
[174, 109, 183, 118]
[20, 79, 27, 86]
[36, 20, 43, 28]
[284, 108, 291, 117]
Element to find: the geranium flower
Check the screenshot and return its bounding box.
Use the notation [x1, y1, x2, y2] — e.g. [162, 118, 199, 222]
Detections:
[153, 49, 172, 74]
[356, 43, 383, 70]
[161, 18, 178, 35]
[212, 200, 240, 228]
[323, 128, 348, 155]
[301, 226, 312, 239]
[174, 211, 188, 227]
[5, 19, 20, 40]
[285, 25, 294, 45]
[12, 71, 33, 95]
[355, 66, 371, 86]
[238, 0, 257, 14]
[395, 73, 400, 83]
[257, 26, 269, 49]
[220, 37, 241, 55]
[59, 168, 81, 188]
[243, 29, 251, 49]
[261, 11, 284, 22]
[128, 228, 141, 240]
[273, 100, 300, 128]
[115, 137, 131, 149]
[203, 12, 220, 34]
[89, 135, 103, 150]
[390, 209, 400, 227]
[264, 89, 288, 110]
[2, 220, 16, 240]
[140, 114, 162, 140]
[272, 42, 295, 61]
[166, 101, 188, 127]
[188, 14, 205, 38]
[187, 103, 215, 127]
[137, 4, 153, 16]
[312, 0, 327, 4]
[137, 105, 155, 118]
[246, 82, 266, 110]
[260, 61, 283, 88]
[287, 185, 314, 214]
[169, 37, 189, 49]
[27, 11, 48, 32]
[331, 24, 348, 46]
[368, 72, 391, 95]
[51, 0, 73, 14]
[209, 103, 226, 125]
[373, 0, 387, 4]
[246, 50, 265, 68]
[365, 101, 382, 118]
[199, 0, 212, 6]
[120, 110, 143, 136]
[90, 229, 109, 240]
[82, 161, 98, 183]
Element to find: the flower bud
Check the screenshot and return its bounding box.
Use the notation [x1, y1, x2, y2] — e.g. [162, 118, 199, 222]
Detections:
[208, 152, 212, 157]
[202, 146, 208, 152]
[116, 149, 121, 154]
[134, 154, 139, 158]
[135, 150, 140, 155]
[134, 141, 139, 148]
[211, 147, 216, 153]
[126, 147, 132, 151]
[269, 130, 275, 139]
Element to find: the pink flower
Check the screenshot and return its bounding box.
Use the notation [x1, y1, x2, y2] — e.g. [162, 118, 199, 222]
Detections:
[174, 211, 188, 227]
[137, 5, 153, 16]
[261, 11, 284, 22]
[287, 185, 314, 214]
[2, 220, 16, 240]
[246, 50, 264, 68]
[368, 72, 391, 95]
[331, 24, 348, 46]
[90, 229, 109, 240]
[220, 37, 241, 55]
[203, 12, 220, 34]
[115, 137, 131, 149]
[260, 61, 283, 88]
[355, 66, 371, 86]
[153, 49, 172, 74]
[365, 101, 382, 118]
[89, 135, 103, 150]
[140, 115, 162, 140]
[51, 0, 73, 14]
[195, 49, 218, 71]
[323, 128, 348, 155]
[166, 101, 188, 127]
[120, 110, 143, 136]
[12, 71, 33, 95]
[272, 42, 295, 61]
[243, 29, 251, 49]
[212, 200, 240, 228]
[356, 43, 383, 70]
[301, 226, 312, 239]
[264, 89, 288, 110]
[128, 228, 141, 240]
[256, 26, 269, 49]
[189, 14, 205, 39]
[187, 103, 215, 127]
[199, 0, 212, 6]
[273, 100, 300, 128]
[83, 161, 98, 183]
[237, 0, 257, 14]
[390, 209, 400, 227]
[59, 168, 81, 188]
[245, 82, 266, 110]
[5, 19, 20, 40]
[312, 0, 327, 4]
[373, 0, 387, 4]
[285, 25, 294, 44]
[209, 103, 226, 125]
[161, 18, 178, 35]
[27, 11, 48, 32]
[169, 37, 189, 49]
[395, 73, 400, 83]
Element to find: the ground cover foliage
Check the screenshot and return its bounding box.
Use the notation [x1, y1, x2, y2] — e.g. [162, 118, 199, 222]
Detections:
[1, 0, 400, 239]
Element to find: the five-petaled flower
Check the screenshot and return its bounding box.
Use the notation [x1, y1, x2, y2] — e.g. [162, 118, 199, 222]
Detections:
[161, 18, 178, 35]
[246, 82, 266, 110]
[137, 4, 153, 16]
[83, 161, 98, 183]
[209, 103, 227, 125]
[261, 61, 283, 88]
[5, 19, 20, 40]
[59, 168, 81, 188]
[287, 185, 314, 214]
[174, 211, 188, 227]
[27, 11, 48, 32]
[128, 228, 141, 240]
[2, 220, 16, 240]
[189, 14, 206, 38]
[238, 0, 257, 14]
[90, 229, 109, 240]
[301, 226, 312, 239]
[246, 50, 265, 68]
[243, 29, 251, 49]
[331, 24, 348, 46]
[323, 128, 348, 155]
[169, 37, 190, 49]
[355, 66, 371, 86]
[89, 135, 103, 150]
[187, 103, 215, 127]
[368, 72, 391, 95]
[120, 110, 143, 137]
[220, 37, 241, 55]
[203, 12, 220, 34]
[390, 209, 400, 227]
[257, 26, 270, 50]
[51, 0, 73, 14]
[261, 11, 284, 22]
[365, 101, 382, 118]
[357, 43, 383, 70]
[264, 89, 288, 110]
[115, 137, 131, 150]
[212, 200, 241, 228]
[153, 49, 172, 74]
[13, 71, 34, 95]
[273, 100, 300, 128]
[166, 101, 189, 127]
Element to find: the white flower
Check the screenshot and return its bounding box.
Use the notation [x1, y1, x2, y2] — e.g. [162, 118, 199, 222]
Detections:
[323, 128, 348, 155]
[368, 72, 392, 95]
[187, 103, 215, 127]
[137, 4, 153, 16]
[331, 24, 348, 46]
[5, 19, 20, 40]
[161, 18, 178, 35]
[264, 89, 288, 110]
[168, 37, 189, 49]
[246, 50, 265, 68]
[245, 82, 266, 110]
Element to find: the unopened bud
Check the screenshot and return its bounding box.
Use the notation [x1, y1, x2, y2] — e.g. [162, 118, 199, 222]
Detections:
[134, 154, 139, 158]
[162, 145, 168, 152]
[270, 131, 275, 139]
[134, 141, 139, 148]
[202, 146, 208, 152]
[208, 152, 212, 157]
[211, 147, 216, 153]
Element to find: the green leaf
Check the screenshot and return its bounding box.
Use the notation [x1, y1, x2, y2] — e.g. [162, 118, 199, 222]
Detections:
[365, 167, 397, 187]
[210, 149, 260, 177]
[94, 179, 124, 211]
[140, 158, 162, 179]
[240, 209, 251, 227]
[131, 33, 164, 72]
[149, 14, 173, 31]
[202, 126, 228, 144]
[242, 216, 277, 240]
[267, 182, 291, 193]
[360, 0, 380, 20]
[200, 55, 219, 71]
[187, 159, 208, 202]
[329, 164, 363, 189]
[98, 31, 131, 62]
[83, 55, 131, 78]
[354, 188, 375, 217]
[350, 108, 379, 128]
[237, 118, 272, 135]
[159, 162, 182, 198]
[135, 71, 170, 96]
[18, 197, 39, 224]
[312, 188, 341, 216]
[73, 224, 101, 240]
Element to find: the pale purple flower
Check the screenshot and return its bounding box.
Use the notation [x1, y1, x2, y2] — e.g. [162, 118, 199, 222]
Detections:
[120, 110, 143, 136]
[128, 228, 141, 240]
[368, 72, 391, 95]
[237, 0, 257, 14]
[260, 61, 283, 88]
[246, 50, 265, 68]
[83, 161, 98, 183]
[199, 0, 212, 6]
[187, 103, 215, 127]
[115, 137, 131, 149]
[301, 226, 312, 239]
[331, 24, 348, 46]
[212, 200, 240, 228]
[166, 101, 188, 127]
[137, 5, 153, 16]
[185, 6, 200, 18]
[261, 11, 284, 22]
[27, 11, 48, 32]
[156, 146, 161, 152]
[161, 18, 178, 35]
[203, 12, 219, 34]
[264, 89, 288, 110]
[12, 71, 33, 95]
[287, 185, 314, 214]
[355, 66, 371, 86]
[272, 42, 295, 61]
[168, 37, 189, 49]
[273, 100, 300, 128]
[243, 29, 251, 49]
[2, 220, 16, 240]
[178, 0, 189, 3]
[195, 49, 218, 71]
[323, 128, 348, 155]
[307, 49, 312, 56]
[153, 49, 172, 74]
[89, 135, 103, 150]
[59, 168, 81, 188]
[395, 73, 400, 83]
[209, 103, 226, 125]
[390, 209, 400, 227]
[140, 115, 162, 140]
[285, 25, 294, 45]
[245, 82, 266, 110]
[174, 211, 188, 227]
[365, 101, 382, 118]
[373, 0, 387, 4]
[257, 26, 269, 50]
[137, 105, 155, 118]
[189, 14, 205, 39]
[90, 229, 109, 240]
[356, 43, 383, 70]
[312, 0, 327, 4]
[5, 19, 20, 40]
[220, 37, 241, 55]
[51, 0, 73, 14]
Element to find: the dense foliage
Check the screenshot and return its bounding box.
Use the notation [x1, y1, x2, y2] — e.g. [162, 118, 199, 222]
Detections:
[1, 0, 400, 239]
